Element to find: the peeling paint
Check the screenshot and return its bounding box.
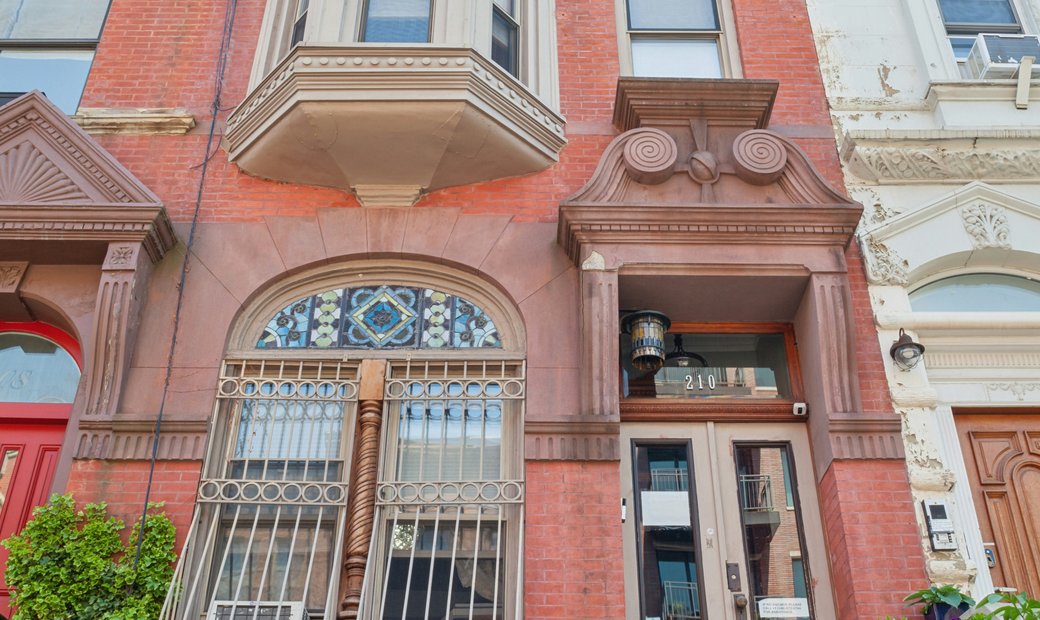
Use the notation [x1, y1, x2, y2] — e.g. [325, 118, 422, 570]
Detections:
[877, 64, 901, 97]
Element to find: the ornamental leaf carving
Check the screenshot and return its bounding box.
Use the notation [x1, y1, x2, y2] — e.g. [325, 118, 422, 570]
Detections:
[961, 202, 1011, 249]
[0, 142, 89, 203]
[851, 146, 1040, 181]
[861, 237, 909, 285]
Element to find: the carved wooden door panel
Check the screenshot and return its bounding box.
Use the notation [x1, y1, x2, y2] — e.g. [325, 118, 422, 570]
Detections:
[956, 413, 1040, 595]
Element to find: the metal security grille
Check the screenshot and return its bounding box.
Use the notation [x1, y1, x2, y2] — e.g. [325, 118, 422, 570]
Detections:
[162, 359, 359, 620]
[365, 360, 525, 620]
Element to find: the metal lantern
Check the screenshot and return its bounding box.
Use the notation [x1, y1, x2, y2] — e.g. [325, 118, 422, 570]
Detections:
[622, 310, 671, 372]
[665, 334, 707, 368]
[889, 328, 925, 371]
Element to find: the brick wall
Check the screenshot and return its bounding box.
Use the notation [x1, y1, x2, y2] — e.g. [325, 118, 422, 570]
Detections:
[819, 460, 927, 618]
[525, 461, 626, 619]
[65, 459, 202, 549]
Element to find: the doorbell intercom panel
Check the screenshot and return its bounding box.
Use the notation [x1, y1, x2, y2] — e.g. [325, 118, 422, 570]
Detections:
[922, 500, 957, 551]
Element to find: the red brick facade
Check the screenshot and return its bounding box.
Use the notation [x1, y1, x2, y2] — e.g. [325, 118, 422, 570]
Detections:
[3, 0, 930, 617]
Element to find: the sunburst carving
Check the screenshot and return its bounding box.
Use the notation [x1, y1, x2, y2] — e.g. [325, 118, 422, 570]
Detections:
[0, 141, 90, 203]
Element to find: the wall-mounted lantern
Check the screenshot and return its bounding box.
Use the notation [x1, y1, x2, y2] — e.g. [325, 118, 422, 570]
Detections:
[621, 310, 671, 372]
[890, 328, 925, 371]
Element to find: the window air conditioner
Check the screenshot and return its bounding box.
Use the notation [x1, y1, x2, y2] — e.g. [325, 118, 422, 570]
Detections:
[966, 33, 1040, 79]
[206, 601, 306, 620]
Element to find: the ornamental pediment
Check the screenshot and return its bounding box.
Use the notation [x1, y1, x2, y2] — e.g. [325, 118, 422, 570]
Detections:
[558, 78, 862, 262]
[859, 181, 1040, 286]
[0, 91, 174, 262]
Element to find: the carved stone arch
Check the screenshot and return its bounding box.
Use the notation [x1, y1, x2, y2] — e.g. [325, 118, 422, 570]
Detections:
[226, 258, 527, 355]
[908, 258, 1040, 294]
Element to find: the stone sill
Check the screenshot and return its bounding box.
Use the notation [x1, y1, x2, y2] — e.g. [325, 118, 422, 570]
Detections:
[73, 108, 196, 135]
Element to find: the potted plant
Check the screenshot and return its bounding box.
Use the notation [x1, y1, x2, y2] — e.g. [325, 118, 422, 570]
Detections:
[905, 585, 977, 620]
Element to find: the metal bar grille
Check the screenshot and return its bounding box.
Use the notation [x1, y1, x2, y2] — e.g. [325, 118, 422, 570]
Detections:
[365, 360, 524, 620]
[162, 360, 358, 620]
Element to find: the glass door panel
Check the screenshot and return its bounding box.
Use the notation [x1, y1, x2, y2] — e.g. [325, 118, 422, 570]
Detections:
[622, 423, 834, 620]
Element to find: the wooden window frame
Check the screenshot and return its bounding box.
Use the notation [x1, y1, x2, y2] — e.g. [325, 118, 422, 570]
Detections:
[620, 323, 805, 423]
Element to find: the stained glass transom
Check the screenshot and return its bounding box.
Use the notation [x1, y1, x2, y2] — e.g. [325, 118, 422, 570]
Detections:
[257, 286, 501, 349]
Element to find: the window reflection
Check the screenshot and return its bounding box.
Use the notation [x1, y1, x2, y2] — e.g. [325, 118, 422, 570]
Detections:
[735, 445, 812, 620]
[635, 444, 702, 620]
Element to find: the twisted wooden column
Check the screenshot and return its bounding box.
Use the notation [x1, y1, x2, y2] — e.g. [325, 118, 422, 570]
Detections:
[339, 359, 387, 619]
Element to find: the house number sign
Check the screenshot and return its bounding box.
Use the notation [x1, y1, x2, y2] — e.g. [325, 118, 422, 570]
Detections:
[684, 373, 717, 391]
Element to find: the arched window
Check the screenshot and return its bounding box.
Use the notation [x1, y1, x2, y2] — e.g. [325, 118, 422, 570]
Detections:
[164, 265, 525, 620]
[909, 273, 1040, 312]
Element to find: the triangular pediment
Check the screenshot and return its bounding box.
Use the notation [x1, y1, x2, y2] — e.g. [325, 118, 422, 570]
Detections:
[0, 92, 174, 262]
[0, 91, 161, 207]
[859, 182, 1040, 286]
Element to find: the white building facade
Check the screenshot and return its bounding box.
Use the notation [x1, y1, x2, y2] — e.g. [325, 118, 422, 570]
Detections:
[806, 0, 1040, 597]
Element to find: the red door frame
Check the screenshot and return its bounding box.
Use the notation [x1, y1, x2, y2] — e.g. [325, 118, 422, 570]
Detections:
[0, 322, 81, 619]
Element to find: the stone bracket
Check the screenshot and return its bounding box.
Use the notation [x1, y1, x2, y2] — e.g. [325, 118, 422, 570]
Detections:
[82, 242, 152, 419]
[0, 261, 32, 321]
[525, 420, 621, 461]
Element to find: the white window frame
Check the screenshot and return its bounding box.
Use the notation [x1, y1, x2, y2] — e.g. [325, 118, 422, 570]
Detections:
[615, 0, 743, 79]
[907, 0, 1038, 80]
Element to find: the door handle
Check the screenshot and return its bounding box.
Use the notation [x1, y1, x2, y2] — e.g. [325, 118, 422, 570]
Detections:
[733, 593, 749, 620]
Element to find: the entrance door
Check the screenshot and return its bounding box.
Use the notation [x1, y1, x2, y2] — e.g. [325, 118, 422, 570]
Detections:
[955, 412, 1040, 595]
[0, 324, 81, 618]
[621, 422, 834, 620]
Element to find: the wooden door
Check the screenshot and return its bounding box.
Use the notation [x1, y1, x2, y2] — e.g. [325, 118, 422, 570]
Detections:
[956, 412, 1040, 595]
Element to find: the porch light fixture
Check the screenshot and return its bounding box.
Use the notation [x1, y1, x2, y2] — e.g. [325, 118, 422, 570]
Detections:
[890, 328, 925, 371]
[665, 334, 707, 368]
[622, 310, 671, 372]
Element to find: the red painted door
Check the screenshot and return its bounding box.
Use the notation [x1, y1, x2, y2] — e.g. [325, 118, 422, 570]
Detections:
[0, 323, 81, 619]
[0, 419, 66, 618]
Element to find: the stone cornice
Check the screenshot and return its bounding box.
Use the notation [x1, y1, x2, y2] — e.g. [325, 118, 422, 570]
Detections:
[613, 77, 778, 131]
[0, 204, 176, 262]
[558, 204, 861, 263]
[73, 108, 197, 135]
[841, 129, 1040, 183]
[75, 418, 208, 460]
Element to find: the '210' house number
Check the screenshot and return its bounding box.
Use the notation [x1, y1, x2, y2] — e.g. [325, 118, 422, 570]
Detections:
[684, 373, 716, 390]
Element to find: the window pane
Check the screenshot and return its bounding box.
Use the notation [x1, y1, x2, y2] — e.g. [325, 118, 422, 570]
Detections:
[635, 444, 703, 619]
[0, 332, 80, 403]
[0, 0, 109, 39]
[949, 36, 977, 59]
[735, 445, 813, 620]
[0, 449, 19, 514]
[910, 274, 1040, 312]
[492, 9, 518, 77]
[0, 49, 93, 114]
[631, 38, 721, 78]
[363, 0, 431, 43]
[623, 332, 792, 400]
[394, 382, 503, 482]
[493, 0, 514, 16]
[938, 0, 1017, 26]
[381, 507, 506, 620]
[628, 0, 718, 30]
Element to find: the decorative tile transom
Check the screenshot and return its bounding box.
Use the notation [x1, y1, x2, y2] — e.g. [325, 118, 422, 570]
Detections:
[258, 286, 501, 350]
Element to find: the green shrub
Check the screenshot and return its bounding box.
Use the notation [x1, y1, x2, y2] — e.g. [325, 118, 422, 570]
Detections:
[0, 494, 176, 620]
